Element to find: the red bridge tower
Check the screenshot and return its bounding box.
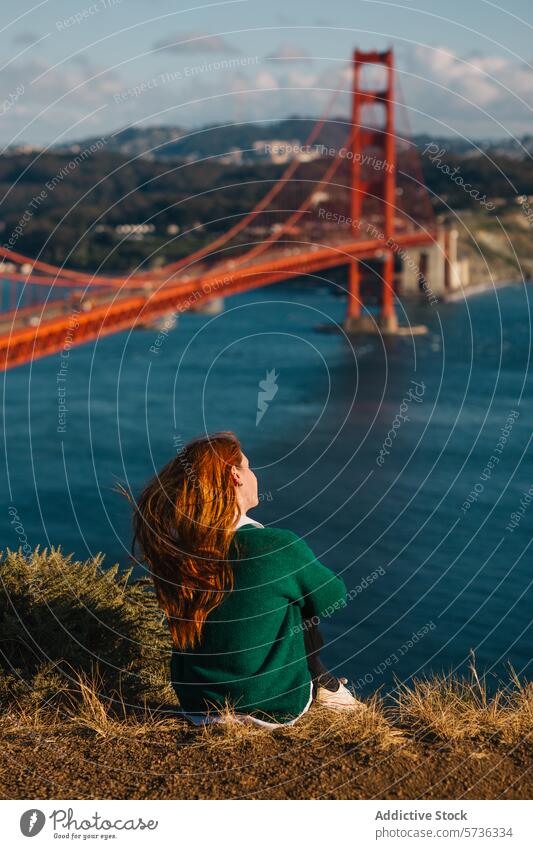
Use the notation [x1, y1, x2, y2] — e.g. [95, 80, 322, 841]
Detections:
[345, 48, 399, 334]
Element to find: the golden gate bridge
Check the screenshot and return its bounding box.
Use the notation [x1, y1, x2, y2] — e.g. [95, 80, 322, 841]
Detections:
[0, 49, 448, 372]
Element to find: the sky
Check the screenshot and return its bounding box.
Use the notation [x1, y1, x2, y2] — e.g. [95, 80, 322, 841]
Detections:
[2, 0, 533, 145]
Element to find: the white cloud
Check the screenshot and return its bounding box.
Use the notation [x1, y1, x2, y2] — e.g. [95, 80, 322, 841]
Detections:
[1, 57, 123, 146]
[152, 32, 241, 55]
[266, 44, 314, 63]
[403, 45, 533, 136]
[4, 45, 533, 145]
[254, 70, 279, 90]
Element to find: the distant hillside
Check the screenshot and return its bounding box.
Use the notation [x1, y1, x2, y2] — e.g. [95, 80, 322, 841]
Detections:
[54, 119, 350, 161]
[2, 126, 533, 275]
[49, 121, 533, 163]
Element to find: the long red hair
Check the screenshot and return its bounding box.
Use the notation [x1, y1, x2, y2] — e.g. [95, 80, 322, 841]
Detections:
[128, 432, 243, 651]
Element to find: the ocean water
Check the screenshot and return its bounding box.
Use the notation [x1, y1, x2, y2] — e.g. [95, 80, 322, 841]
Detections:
[2, 279, 532, 695]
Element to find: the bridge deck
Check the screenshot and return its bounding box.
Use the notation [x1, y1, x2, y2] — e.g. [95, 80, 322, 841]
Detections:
[1, 232, 435, 370]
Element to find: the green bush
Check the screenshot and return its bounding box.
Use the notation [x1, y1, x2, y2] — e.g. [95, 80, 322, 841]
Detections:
[0, 547, 176, 710]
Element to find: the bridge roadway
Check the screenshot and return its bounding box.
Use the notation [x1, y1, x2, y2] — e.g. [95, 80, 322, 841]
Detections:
[0, 231, 435, 370]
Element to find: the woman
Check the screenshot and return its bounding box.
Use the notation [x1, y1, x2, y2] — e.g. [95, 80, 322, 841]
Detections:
[131, 431, 363, 726]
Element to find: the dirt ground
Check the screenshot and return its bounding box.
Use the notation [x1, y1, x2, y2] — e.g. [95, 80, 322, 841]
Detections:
[2, 721, 531, 800]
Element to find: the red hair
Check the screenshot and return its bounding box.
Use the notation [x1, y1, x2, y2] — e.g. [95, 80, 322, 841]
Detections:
[128, 432, 242, 650]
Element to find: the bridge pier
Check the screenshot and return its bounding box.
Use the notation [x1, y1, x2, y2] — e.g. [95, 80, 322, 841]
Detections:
[189, 297, 225, 315]
[399, 227, 467, 302]
[344, 313, 399, 335]
[400, 248, 426, 295]
[380, 252, 398, 333]
[344, 253, 399, 335]
[345, 259, 361, 324]
[344, 313, 374, 333]
[424, 228, 448, 299]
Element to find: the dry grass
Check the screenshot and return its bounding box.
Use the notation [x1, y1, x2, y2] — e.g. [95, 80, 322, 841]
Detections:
[62, 668, 182, 738]
[283, 693, 405, 749]
[0, 666, 186, 740]
[191, 692, 402, 753]
[393, 659, 533, 746]
[1, 662, 530, 754]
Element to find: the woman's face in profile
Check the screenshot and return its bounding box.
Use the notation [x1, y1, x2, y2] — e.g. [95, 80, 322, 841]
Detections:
[236, 452, 259, 510]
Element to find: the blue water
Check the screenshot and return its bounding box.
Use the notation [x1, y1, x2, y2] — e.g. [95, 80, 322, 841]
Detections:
[2, 279, 532, 695]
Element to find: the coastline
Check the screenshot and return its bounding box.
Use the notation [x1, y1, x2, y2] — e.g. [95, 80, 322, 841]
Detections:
[443, 280, 519, 302]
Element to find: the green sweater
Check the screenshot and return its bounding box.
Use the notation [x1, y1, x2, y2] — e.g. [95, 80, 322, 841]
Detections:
[170, 524, 347, 722]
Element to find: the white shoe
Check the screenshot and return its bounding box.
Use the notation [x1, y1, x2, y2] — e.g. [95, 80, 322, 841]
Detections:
[316, 681, 367, 712]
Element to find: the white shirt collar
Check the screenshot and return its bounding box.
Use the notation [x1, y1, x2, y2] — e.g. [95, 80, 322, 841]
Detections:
[235, 513, 264, 530]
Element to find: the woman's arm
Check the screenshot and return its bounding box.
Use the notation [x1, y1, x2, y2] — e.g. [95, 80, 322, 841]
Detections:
[284, 531, 347, 619]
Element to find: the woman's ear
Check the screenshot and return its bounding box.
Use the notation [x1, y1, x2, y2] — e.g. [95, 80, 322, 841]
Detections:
[230, 465, 241, 486]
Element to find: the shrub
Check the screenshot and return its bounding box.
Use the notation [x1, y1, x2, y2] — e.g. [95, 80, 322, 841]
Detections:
[0, 547, 175, 711]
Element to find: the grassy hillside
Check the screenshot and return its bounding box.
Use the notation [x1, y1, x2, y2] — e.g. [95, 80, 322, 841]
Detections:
[448, 207, 533, 285]
[0, 548, 531, 799]
[2, 144, 533, 280]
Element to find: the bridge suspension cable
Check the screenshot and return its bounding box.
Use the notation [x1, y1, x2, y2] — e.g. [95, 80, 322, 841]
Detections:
[136, 71, 349, 282]
[0, 49, 441, 372]
[0, 70, 348, 291]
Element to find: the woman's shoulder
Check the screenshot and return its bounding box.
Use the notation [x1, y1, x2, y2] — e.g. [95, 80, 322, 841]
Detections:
[233, 524, 303, 556]
[235, 523, 300, 541]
